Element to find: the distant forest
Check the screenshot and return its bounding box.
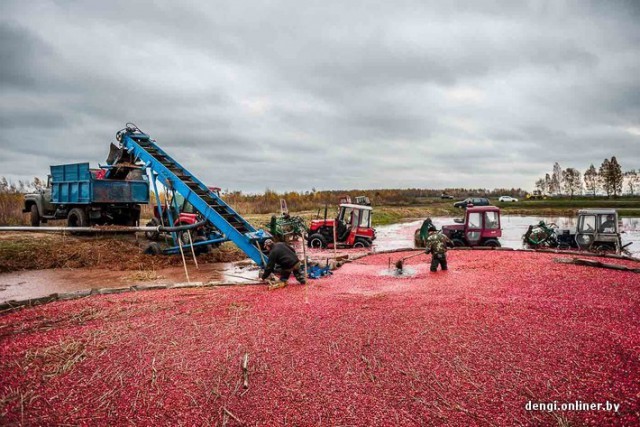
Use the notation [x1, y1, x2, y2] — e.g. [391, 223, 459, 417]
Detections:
[533, 156, 638, 198]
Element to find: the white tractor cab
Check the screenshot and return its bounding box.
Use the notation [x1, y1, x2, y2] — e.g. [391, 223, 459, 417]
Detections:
[575, 209, 627, 253]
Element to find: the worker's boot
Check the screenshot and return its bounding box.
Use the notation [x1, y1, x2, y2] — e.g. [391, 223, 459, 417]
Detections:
[268, 281, 288, 291]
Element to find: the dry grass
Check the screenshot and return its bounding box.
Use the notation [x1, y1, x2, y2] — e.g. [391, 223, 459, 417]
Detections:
[23, 339, 87, 378]
[0, 193, 27, 226]
[0, 234, 246, 273]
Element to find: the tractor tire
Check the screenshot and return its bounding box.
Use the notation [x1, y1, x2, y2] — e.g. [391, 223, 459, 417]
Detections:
[353, 237, 371, 248]
[67, 208, 89, 228]
[178, 227, 196, 246]
[145, 218, 161, 241]
[308, 233, 327, 249]
[452, 238, 466, 247]
[484, 239, 501, 248]
[192, 236, 211, 255]
[30, 205, 40, 227]
[144, 242, 163, 255]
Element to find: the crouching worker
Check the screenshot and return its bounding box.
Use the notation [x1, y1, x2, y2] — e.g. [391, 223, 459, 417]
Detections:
[424, 226, 452, 272]
[261, 239, 306, 289]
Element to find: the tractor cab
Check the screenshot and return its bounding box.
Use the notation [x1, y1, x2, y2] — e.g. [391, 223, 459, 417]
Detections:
[417, 206, 502, 248]
[307, 197, 376, 248]
[575, 209, 624, 253]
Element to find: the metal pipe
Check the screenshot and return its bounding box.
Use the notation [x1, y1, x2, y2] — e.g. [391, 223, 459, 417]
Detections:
[0, 220, 206, 234]
[0, 226, 158, 233]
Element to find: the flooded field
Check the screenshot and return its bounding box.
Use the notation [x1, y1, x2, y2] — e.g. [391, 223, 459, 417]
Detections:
[1, 215, 638, 304]
[373, 215, 640, 257]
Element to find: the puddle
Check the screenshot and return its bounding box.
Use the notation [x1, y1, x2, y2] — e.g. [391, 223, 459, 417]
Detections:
[0, 262, 259, 303]
[379, 267, 417, 278]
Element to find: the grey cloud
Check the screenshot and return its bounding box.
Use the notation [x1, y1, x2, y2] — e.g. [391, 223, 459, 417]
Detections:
[0, 21, 52, 88]
[1, 0, 639, 192]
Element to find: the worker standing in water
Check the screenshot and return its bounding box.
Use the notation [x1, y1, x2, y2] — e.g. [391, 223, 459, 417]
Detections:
[424, 226, 452, 272]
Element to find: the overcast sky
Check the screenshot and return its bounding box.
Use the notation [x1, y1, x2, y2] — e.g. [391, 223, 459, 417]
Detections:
[1, 0, 639, 193]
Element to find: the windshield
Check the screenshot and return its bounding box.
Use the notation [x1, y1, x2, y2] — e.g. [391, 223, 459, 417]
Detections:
[578, 215, 596, 232]
[468, 212, 482, 228]
[485, 211, 499, 229]
[359, 209, 370, 227]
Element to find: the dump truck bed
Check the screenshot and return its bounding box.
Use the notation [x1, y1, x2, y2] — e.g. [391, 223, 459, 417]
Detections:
[51, 163, 149, 204]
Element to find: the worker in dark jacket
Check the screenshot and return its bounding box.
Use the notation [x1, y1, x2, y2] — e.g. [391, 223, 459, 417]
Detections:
[261, 240, 306, 288]
[419, 217, 434, 243]
[424, 226, 452, 272]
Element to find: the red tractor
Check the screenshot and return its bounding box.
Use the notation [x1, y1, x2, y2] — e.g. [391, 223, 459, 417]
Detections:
[415, 206, 502, 248]
[145, 187, 221, 244]
[307, 197, 376, 248]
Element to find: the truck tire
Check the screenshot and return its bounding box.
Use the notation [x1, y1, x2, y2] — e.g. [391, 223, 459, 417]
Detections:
[67, 208, 89, 228]
[308, 233, 327, 249]
[30, 205, 40, 227]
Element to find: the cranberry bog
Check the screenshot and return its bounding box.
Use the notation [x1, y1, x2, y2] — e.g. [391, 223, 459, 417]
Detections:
[1, 251, 638, 426]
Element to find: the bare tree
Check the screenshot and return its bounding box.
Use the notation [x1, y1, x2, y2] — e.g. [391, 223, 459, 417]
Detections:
[562, 168, 582, 198]
[550, 162, 563, 195]
[584, 164, 598, 197]
[599, 158, 612, 197]
[609, 156, 623, 197]
[624, 170, 639, 195]
[544, 173, 551, 195]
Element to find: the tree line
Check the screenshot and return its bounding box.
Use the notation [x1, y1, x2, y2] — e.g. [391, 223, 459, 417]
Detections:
[534, 157, 639, 197]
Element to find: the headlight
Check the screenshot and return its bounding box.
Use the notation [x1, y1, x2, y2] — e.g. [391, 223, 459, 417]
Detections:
[576, 234, 593, 244]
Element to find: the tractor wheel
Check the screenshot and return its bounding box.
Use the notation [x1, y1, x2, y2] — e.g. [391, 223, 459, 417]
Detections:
[67, 208, 89, 228]
[192, 236, 211, 255]
[484, 239, 501, 248]
[145, 218, 161, 241]
[144, 242, 163, 255]
[593, 244, 614, 254]
[452, 238, 466, 247]
[308, 233, 327, 249]
[30, 205, 40, 227]
[177, 222, 197, 246]
[353, 238, 371, 248]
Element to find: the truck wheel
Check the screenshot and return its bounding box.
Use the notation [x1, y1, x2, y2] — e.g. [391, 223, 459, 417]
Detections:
[67, 208, 89, 228]
[484, 239, 501, 248]
[353, 238, 371, 248]
[452, 238, 466, 247]
[308, 233, 327, 249]
[30, 205, 40, 227]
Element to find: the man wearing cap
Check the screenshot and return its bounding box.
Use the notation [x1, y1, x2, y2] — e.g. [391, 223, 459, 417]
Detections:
[424, 226, 452, 272]
[261, 239, 306, 289]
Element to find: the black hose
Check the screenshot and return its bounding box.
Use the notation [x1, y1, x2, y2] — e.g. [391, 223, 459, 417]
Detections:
[159, 220, 207, 232]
